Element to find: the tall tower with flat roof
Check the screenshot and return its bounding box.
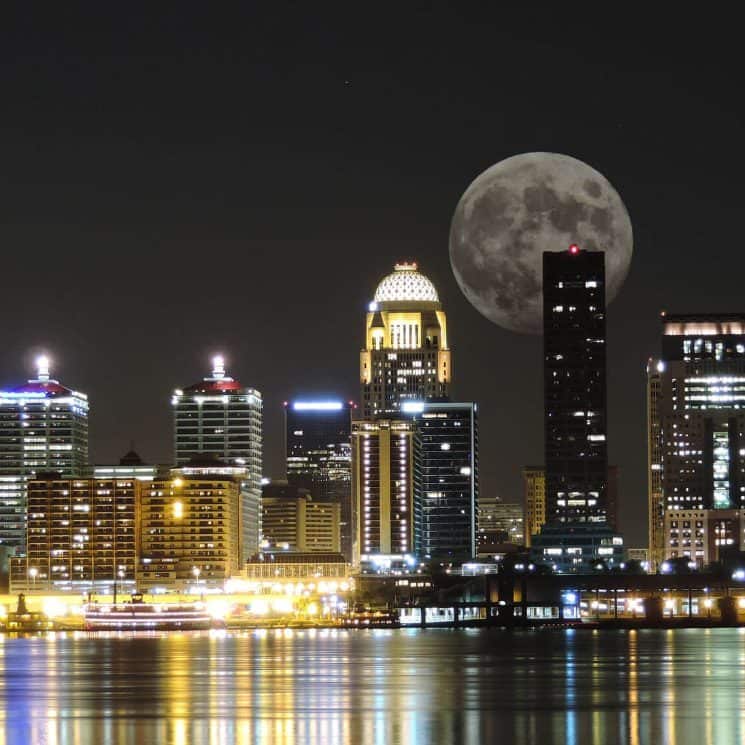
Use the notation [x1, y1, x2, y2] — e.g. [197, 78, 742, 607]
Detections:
[0, 356, 89, 552]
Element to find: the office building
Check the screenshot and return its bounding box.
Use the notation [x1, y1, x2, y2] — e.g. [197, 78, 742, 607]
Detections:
[92, 449, 162, 482]
[483, 500, 525, 546]
[285, 400, 353, 559]
[543, 246, 609, 525]
[262, 490, 341, 553]
[523, 467, 546, 547]
[137, 456, 244, 590]
[10, 473, 137, 593]
[351, 419, 415, 562]
[648, 313, 745, 567]
[172, 356, 262, 561]
[524, 464, 620, 546]
[360, 262, 451, 419]
[664, 509, 745, 567]
[402, 400, 478, 559]
[0, 357, 89, 552]
[531, 523, 624, 573]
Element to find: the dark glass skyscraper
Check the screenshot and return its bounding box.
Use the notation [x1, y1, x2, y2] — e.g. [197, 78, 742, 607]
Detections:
[404, 400, 478, 560]
[543, 246, 608, 524]
[285, 400, 353, 560]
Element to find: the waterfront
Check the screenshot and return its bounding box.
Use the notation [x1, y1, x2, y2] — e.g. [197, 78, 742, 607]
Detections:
[1, 628, 745, 744]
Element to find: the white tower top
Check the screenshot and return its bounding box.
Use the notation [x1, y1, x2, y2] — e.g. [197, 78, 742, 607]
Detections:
[36, 355, 51, 382]
[212, 355, 226, 379]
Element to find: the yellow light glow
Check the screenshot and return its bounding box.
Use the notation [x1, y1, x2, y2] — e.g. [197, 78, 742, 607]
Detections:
[172, 501, 183, 519]
[306, 602, 319, 616]
[738, 598, 745, 609]
[172, 478, 183, 488]
[704, 598, 714, 609]
[250, 599, 269, 615]
[272, 598, 293, 614]
[43, 599, 67, 619]
[206, 599, 230, 621]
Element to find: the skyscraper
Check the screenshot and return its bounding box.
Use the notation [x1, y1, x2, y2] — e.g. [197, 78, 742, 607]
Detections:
[648, 313, 745, 566]
[403, 400, 478, 560]
[543, 246, 608, 524]
[351, 419, 415, 561]
[523, 466, 546, 547]
[0, 357, 89, 552]
[172, 356, 262, 561]
[285, 400, 352, 559]
[360, 262, 451, 419]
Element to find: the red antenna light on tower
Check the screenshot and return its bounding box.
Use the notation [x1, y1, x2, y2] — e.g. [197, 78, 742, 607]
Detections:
[568, 243, 580, 255]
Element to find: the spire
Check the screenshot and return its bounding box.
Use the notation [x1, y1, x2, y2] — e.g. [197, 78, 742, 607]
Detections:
[36, 355, 51, 382]
[212, 355, 226, 379]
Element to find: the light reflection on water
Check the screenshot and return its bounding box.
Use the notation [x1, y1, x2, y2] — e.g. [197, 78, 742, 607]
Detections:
[1, 627, 745, 744]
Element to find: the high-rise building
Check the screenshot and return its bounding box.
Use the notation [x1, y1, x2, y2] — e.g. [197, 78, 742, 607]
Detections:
[523, 466, 546, 547]
[0, 357, 89, 552]
[262, 490, 341, 553]
[403, 400, 478, 560]
[543, 246, 608, 524]
[351, 419, 415, 561]
[647, 358, 665, 569]
[10, 473, 137, 593]
[285, 400, 352, 559]
[137, 457, 244, 590]
[360, 262, 451, 419]
[172, 356, 262, 561]
[524, 464, 620, 547]
[648, 313, 745, 567]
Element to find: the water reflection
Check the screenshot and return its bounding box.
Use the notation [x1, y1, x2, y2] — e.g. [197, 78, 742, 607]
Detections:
[1, 628, 745, 744]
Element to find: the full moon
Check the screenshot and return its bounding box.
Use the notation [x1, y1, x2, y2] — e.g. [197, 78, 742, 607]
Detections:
[449, 152, 633, 334]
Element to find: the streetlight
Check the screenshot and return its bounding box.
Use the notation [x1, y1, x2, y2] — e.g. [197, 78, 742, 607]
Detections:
[113, 568, 125, 605]
[28, 567, 38, 592]
[193, 566, 201, 594]
[704, 597, 713, 619]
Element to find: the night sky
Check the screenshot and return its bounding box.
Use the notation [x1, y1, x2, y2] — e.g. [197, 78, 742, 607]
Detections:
[1, 6, 742, 546]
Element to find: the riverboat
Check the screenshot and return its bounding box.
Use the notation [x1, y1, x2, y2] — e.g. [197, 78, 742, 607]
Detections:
[84, 594, 213, 631]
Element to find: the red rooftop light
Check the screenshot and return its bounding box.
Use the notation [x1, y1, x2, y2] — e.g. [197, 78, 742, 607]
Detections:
[569, 244, 580, 255]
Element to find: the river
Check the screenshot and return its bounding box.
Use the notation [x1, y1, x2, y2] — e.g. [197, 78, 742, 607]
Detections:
[1, 627, 744, 744]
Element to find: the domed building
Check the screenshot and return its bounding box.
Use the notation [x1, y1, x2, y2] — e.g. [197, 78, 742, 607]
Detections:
[360, 262, 451, 418]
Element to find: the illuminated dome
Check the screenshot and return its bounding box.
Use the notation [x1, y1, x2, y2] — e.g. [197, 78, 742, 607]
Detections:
[373, 262, 439, 304]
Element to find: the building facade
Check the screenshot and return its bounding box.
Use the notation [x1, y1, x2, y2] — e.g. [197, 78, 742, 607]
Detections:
[525, 464, 619, 547]
[172, 356, 262, 561]
[482, 500, 525, 546]
[351, 419, 415, 562]
[360, 263, 451, 419]
[10, 474, 137, 593]
[0, 357, 89, 552]
[664, 509, 745, 567]
[262, 492, 341, 553]
[543, 247, 609, 524]
[137, 459, 243, 590]
[405, 400, 478, 560]
[523, 466, 546, 547]
[285, 400, 352, 559]
[648, 314, 745, 567]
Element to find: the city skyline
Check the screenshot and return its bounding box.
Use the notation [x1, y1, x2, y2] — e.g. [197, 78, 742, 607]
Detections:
[2, 8, 743, 553]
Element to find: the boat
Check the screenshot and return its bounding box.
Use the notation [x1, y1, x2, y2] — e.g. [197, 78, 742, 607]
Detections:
[4, 593, 55, 632]
[83, 593, 213, 631]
